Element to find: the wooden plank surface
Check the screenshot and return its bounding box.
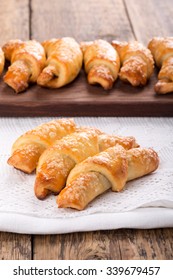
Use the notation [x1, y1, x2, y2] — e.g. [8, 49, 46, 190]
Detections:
[0, 232, 32, 260]
[0, 0, 172, 117]
[33, 231, 121, 260]
[31, 0, 134, 42]
[124, 0, 173, 44]
[0, 0, 29, 45]
[33, 229, 173, 260]
[0, 69, 173, 117]
[118, 229, 173, 260]
[1, 229, 172, 260]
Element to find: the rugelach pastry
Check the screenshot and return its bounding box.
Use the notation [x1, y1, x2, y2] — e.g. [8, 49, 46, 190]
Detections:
[0, 47, 5, 75]
[2, 39, 46, 93]
[37, 37, 83, 88]
[7, 118, 76, 174]
[57, 145, 159, 210]
[112, 40, 154, 86]
[148, 37, 173, 94]
[81, 39, 120, 90]
[34, 129, 138, 199]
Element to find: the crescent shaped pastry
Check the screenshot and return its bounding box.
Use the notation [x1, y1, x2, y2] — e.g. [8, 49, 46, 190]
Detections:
[112, 40, 154, 86]
[7, 118, 76, 174]
[34, 129, 139, 199]
[81, 39, 120, 90]
[58, 146, 159, 210]
[2, 39, 46, 93]
[37, 37, 83, 88]
[34, 129, 100, 199]
[148, 37, 173, 94]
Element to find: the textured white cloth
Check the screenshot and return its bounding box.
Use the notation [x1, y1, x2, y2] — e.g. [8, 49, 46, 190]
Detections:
[0, 117, 173, 234]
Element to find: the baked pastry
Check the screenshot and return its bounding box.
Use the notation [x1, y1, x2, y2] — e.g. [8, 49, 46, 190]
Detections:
[98, 133, 139, 151]
[57, 145, 159, 210]
[7, 118, 76, 174]
[112, 40, 154, 86]
[2, 39, 46, 93]
[148, 37, 173, 94]
[0, 47, 5, 75]
[34, 129, 99, 199]
[37, 37, 83, 88]
[34, 129, 139, 199]
[81, 39, 120, 90]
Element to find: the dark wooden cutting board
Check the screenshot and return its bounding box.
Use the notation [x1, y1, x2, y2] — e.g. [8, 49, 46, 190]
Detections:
[0, 0, 172, 118]
[0, 69, 173, 117]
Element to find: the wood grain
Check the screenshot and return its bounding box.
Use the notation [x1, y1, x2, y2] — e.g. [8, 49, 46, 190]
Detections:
[33, 229, 173, 260]
[0, 232, 32, 260]
[33, 231, 121, 260]
[0, 0, 29, 45]
[0, 69, 173, 117]
[118, 229, 173, 260]
[1, 0, 172, 117]
[124, 0, 173, 44]
[31, 0, 134, 42]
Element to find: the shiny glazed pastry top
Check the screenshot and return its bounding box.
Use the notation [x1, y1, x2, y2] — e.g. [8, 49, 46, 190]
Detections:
[58, 145, 159, 210]
[7, 118, 76, 174]
[81, 39, 120, 90]
[148, 37, 173, 94]
[37, 37, 83, 88]
[34, 128, 138, 200]
[112, 40, 154, 86]
[2, 39, 46, 93]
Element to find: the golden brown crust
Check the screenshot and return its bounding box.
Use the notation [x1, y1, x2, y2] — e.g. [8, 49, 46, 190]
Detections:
[126, 147, 159, 181]
[7, 143, 46, 174]
[7, 118, 76, 174]
[37, 37, 83, 88]
[2, 39, 46, 93]
[35, 154, 75, 199]
[58, 146, 159, 210]
[2, 40, 23, 61]
[81, 39, 120, 90]
[98, 134, 139, 151]
[0, 47, 5, 75]
[112, 40, 154, 86]
[34, 128, 139, 199]
[66, 145, 128, 192]
[34, 129, 100, 199]
[148, 37, 173, 94]
[58, 172, 111, 210]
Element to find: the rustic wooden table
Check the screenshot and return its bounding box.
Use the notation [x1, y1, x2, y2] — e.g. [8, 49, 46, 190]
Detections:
[0, 0, 173, 260]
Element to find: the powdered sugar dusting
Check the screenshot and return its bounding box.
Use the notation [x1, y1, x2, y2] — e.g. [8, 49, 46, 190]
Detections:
[0, 117, 173, 220]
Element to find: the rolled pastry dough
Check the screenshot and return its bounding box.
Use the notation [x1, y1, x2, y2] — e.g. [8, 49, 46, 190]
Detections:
[3, 39, 46, 93]
[112, 40, 154, 86]
[58, 146, 159, 210]
[37, 37, 83, 88]
[148, 37, 173, 94]
[34, 129, 139, 199]
[7, 118, 76, 174]
[81, 39, 120, 90]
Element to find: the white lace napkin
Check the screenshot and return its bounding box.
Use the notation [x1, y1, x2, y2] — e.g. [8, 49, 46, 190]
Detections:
[0, 117, 173, 234]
